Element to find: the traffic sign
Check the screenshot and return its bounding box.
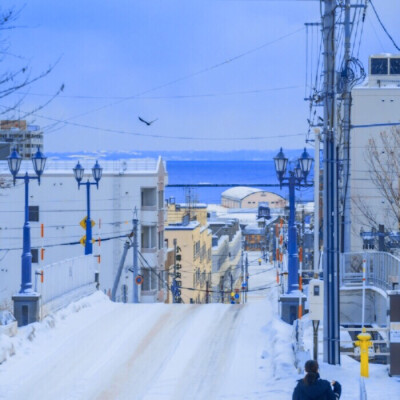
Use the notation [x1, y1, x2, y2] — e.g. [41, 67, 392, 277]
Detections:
[135, 275, 144, 285]
[80, 216, 95, 230]
[80, 235, 86, 246]
[79, 235, 96, 246]
[234, 293, 240, 299]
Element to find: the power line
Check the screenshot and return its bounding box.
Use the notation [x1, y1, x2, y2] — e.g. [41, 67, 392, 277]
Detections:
[36, 27, 305, 132]
[369, 0, 400, 51]
[15, 85, 302, 101]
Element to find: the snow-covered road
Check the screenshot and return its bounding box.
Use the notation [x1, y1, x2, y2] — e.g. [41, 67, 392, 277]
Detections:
[1, 255, 399, 399]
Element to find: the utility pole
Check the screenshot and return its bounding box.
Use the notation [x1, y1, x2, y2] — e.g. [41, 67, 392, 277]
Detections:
[245, 252, 249, 303]
[132, 210, 139, 303]
[342, 0, 352, 253]
[322, 0, 340, 365]
[313, 130, 321, 276]
[173, 238, 177, 304]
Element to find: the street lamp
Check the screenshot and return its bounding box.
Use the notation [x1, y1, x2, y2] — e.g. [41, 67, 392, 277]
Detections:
[8, 147, 47, 294]
[7, 147, 46, 326]
[73, 160, 102, 255]
[273, 147, 313, 293]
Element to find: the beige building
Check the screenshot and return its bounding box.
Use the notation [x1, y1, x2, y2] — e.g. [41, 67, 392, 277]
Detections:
[166, 202, 208, 226]
[221, 187, 286, 209]
[165, 221, 212, 304]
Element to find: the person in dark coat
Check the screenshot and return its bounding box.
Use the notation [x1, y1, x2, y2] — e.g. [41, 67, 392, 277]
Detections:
[292, 360, 341, 400]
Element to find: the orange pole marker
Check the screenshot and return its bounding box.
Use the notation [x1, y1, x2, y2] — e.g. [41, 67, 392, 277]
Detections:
[41, 224, 44, 238]
[40, 271, 44, 283]
[41, 248, 45, 261]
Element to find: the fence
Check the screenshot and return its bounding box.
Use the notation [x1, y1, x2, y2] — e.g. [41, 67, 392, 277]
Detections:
[35, 255, 97, 318]
[340, 251, 400, 291]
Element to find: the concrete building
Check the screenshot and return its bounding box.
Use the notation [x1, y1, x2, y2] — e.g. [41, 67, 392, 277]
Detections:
[0, 120, 43, 160]
[349, 54, 400, 250]
[221, 186, 286, 209]
[165, 220, 212, 304]
[0, 157, 167, 307]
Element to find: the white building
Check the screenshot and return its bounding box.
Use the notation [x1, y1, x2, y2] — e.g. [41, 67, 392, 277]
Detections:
[0, 157, 167, 307]
[349, 54, 400, 250]
[0, 120, 43, 160]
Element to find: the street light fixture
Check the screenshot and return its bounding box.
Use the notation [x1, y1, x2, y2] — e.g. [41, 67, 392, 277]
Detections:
[273, 147, 288, 185]
[273, 147, 313, 294]
[73, 160, 102, 255]
[7, 147, 47, 326]
[299, 147, 313, 181]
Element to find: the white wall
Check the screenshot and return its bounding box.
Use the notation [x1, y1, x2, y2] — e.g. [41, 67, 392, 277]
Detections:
[350, 86, 400, 250]
[0, 158, 167, 306]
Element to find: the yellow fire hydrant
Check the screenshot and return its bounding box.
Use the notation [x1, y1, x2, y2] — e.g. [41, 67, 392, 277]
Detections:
[355, 327, 373, 378]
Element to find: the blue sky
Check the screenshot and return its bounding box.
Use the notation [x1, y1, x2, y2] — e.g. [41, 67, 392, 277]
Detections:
[2, 0, 399, 153]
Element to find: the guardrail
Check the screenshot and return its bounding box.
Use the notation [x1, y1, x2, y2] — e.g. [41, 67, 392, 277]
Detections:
[35, 255, 97, 318]
[340, 251, 400, 291]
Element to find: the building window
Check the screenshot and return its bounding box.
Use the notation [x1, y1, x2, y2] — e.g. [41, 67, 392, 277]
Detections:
[141, 226, 157, 249]
[390, 58, 400, 75]
[141, 267, 157, 291]
[141, 188, 157, 207]
[31, 248, 39, 263]
[29, 206, 39, 222]
[371, 58, 388, 75]
[158, 190, 164, 209]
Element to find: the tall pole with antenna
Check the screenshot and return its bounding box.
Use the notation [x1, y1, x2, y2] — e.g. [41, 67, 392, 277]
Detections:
[322, 0, 340, 365]
[342, 0, 352, 253]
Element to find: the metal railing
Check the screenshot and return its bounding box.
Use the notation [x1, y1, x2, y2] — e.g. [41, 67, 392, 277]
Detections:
[35, 255, 96, 317]
[0, 158, 162, 173]
[340, 251, 400, 291]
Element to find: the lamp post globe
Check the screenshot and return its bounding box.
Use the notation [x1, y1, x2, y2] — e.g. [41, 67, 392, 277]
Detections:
[299, 147, 313, 180]
[32, 147, 47, 183]
[73, 161, 84, 185]
[274, 147, 288, 183]
[294, 162, 303, 180]
[92, 160, 102, 187]
[7, 148, 22, 182]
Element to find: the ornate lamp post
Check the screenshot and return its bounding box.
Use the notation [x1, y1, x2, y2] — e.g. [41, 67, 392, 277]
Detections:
[73, 160, 102, 255]
[8, 147, 46, 326]
[274, 147, 313, 293]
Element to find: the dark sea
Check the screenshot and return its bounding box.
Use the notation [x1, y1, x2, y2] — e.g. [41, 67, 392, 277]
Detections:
[165, 160, 313, 205]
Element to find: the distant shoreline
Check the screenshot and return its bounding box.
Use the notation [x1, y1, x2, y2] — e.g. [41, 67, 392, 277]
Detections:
[46, 149, 313, 162]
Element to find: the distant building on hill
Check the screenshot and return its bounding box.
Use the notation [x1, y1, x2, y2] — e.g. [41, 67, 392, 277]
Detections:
[221, 186, 286, 209]
[0, 120, 43, 159]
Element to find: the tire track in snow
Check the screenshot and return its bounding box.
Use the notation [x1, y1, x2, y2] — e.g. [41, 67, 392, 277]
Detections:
[95, 305, 203, 400]
[171, 305, 244, 400]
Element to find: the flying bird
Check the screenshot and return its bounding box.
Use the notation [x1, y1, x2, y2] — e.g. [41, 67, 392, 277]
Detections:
[138, 116, 158, 126]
